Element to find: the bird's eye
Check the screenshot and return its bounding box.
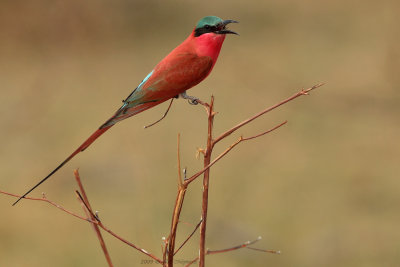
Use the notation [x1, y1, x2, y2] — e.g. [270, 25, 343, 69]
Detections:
[204, 25, 211, 29]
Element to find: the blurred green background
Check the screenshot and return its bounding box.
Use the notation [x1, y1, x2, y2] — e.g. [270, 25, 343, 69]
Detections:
[1, 0, 399, 266]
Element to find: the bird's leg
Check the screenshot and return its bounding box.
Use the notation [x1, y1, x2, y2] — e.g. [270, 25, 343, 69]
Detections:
[179, 91, 199, 105]
[144, 98, 174, 129]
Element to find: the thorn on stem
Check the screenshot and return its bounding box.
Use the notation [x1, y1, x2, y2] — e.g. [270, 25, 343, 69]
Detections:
[95, 211, 101, 221]
[183, 168, 187, 180]
[196, 148, 206, 159]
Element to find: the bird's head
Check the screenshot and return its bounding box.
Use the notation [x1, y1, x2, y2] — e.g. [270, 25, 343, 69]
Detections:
[194, 16, 238, 37]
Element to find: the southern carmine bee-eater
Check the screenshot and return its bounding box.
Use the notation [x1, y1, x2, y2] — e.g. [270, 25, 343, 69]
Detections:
[13, 16, 238, 205]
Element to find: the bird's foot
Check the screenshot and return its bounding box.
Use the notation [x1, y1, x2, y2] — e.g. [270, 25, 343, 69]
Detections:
[179, 92, 199, 105]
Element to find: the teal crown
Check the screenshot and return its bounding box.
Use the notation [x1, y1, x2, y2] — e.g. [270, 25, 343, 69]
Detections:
[195, 16, 223, 29]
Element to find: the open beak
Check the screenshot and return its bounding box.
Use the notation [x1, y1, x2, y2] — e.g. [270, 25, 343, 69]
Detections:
[217, 19, 239, 35]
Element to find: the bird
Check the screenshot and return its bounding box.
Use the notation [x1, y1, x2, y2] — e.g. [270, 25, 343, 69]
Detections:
[13, 16, 238, 205]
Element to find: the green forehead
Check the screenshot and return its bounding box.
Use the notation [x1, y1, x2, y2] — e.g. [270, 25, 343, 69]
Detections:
[195, 16, 223, 29]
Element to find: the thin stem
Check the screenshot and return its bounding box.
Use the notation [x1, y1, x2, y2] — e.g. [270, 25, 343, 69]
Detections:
[207, 236, 262, 255]
[184, 121, 287, 185]
[246, 246, 281, 254]
[1, 190, 93, 222]
[76, 171, 163, 264]
[97, 220, 163, 264]
[174, 219, 202, 256]
[199, 96, 215, 267]
[213, 83, 324, 146]
[76, 190, 99, 221]
[242, 121, 287, 141]
[74, 170, 113, 267]
[184, 236, 273, 267]
[167, 187, 187, 266]
[166, 133, 188, 266]
[184, 257, 198, 267]
[1, 184, 163, 264]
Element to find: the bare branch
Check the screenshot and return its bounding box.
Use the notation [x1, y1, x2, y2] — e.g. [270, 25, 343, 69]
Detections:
[184, 236, 278, 267]
[74, 170, 163, 264]
[166, 133, 189, 266]
[242, 120, 287, 141]
[75, 193, 113, 266]
[213, 83, 324, 146]
[184, 120, 287, 185]
[1, 190, 93, 223]
[199, 96, 215, 267]
[98, 223, 163, 264]
[167, 185, 187, 265]
[184, 257, 198, 267]
[207, 236, 262, 255]
[73, 171, 113, 267]
[1, 183, 163, 264]
[174, 219, 202, 255]
[246, 246, 281, 254]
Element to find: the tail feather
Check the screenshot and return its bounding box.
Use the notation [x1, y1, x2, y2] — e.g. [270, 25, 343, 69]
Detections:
[12, 125, 113, 206]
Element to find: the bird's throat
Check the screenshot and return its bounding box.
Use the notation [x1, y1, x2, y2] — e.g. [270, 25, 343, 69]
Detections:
[194, 33, 226, 61]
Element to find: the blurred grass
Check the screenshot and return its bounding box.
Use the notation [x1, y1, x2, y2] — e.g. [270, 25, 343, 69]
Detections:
[1, 0, 400, 266]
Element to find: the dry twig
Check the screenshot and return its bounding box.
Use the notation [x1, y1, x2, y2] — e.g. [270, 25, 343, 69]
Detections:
[184, 236, 279, 267]
[74, 170, 113, 267]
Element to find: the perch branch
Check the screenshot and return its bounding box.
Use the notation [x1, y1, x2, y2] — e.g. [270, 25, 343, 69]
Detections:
[189, 83, 323, 266]
[199, 95, 215, 267]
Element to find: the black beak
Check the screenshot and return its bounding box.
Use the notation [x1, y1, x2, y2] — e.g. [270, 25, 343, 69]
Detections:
[217, 19, 239, 35]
